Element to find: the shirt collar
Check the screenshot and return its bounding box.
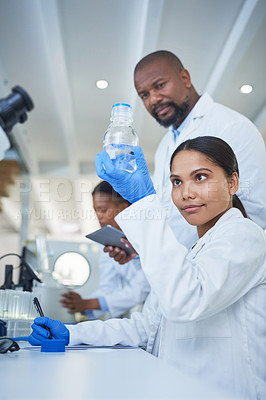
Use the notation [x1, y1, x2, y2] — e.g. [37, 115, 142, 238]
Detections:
[171, 93, 213, 139]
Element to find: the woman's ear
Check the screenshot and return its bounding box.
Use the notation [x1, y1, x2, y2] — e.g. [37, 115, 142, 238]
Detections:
[229, 172, 239, 196]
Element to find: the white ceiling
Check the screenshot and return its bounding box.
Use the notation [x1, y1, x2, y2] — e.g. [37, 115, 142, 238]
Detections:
[0, 0, 265, 240]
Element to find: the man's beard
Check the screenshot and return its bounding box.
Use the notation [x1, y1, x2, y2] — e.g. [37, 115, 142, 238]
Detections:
[152, 101, 189, 128]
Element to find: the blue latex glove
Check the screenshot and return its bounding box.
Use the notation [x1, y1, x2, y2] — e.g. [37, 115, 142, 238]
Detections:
[95, 146, 156, 203]
[29, 317, 70, 346]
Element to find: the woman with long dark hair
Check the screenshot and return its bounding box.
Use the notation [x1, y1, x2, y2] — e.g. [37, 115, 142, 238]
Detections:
[30, 137, 266, 399]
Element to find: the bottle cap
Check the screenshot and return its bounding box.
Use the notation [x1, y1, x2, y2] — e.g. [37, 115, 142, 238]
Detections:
[41, 339, 65, 352]
[111, 103, 133, 122]
[112, 103, 131, 109]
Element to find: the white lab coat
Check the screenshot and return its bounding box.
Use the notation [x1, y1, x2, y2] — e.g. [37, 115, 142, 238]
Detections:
[153, 93, 266, 248]
[68, 197, 266, 400]
[85, 250, 150, 318]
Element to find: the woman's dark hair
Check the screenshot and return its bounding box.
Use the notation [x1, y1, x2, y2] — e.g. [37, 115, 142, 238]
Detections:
[170, 136, 248, 218]
[92, 181, 130, 205]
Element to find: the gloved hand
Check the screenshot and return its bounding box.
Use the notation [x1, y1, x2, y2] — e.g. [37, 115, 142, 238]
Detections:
[95, 146, 156, 203]
[29, 317, 70, 346]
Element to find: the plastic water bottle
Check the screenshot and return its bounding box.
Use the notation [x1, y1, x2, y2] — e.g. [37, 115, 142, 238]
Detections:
[103, 103, 139, 173]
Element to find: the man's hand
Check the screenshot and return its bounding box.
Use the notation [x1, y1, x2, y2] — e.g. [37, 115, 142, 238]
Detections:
[104, 238, 137, 265]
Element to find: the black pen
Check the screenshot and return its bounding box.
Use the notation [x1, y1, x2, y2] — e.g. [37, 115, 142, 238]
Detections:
[33, 297, 52, 339]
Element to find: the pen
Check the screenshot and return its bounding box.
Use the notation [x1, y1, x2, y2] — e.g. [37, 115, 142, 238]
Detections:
[33, 297, 52, 339]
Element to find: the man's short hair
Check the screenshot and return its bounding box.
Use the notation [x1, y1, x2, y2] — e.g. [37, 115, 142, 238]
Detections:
[134, 50, 184, 76]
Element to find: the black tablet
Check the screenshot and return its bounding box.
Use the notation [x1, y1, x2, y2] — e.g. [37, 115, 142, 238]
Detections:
[86, 225, 135, 255]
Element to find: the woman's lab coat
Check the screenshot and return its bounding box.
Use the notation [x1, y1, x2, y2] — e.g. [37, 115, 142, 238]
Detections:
[68, 195, 266, 399]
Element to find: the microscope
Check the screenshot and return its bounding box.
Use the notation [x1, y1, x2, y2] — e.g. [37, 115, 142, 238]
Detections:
[0, 86, 41, 336]
[0, 85, 40, 290]
[0, 85, 34, 160]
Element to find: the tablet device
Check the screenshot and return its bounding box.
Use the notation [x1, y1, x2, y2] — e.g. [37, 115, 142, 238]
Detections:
[86, 225, 135, 255]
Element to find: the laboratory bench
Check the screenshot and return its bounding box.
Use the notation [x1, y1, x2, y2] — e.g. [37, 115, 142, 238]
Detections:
[0, 343, 239, 400]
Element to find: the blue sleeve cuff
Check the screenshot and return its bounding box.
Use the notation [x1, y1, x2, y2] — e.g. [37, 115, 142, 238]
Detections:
[98, 296, 109, 312]
[83, 297, 109, 319]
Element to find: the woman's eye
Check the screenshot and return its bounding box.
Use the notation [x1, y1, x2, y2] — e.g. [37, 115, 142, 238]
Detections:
[196, 174, 207, 182]
[98, 209, 107, 214]
[172, 179, 181, 186]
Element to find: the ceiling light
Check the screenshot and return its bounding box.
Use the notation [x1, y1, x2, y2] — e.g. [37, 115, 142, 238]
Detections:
[240, 84, 253, 94]
[96, 79, 108, 89]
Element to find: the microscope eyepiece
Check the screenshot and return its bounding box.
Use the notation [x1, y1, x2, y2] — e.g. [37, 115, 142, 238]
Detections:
[0, 85, 34, 134]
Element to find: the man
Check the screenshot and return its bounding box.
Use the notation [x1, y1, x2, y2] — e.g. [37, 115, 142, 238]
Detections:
[108, 50, 266, 260]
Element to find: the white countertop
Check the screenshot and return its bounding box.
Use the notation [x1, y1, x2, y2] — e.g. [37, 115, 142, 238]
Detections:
[0, 343, 238, 400]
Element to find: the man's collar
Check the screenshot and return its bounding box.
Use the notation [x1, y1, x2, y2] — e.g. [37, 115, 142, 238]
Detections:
[191, 93, 213, 119]
[171, 93, 213, 137]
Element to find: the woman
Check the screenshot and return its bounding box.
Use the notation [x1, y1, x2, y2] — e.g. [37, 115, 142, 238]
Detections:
[30, 137, 266, 399]
[60, 181, 150, 319]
